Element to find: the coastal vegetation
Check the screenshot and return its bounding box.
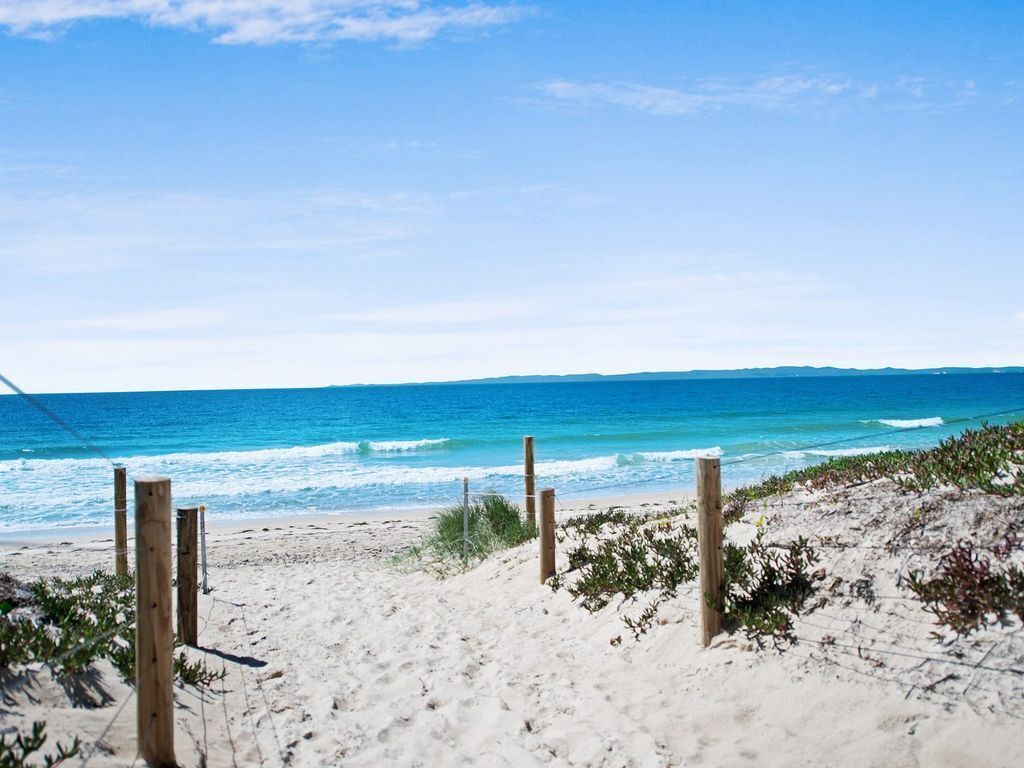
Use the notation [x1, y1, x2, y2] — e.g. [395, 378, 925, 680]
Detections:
[726, 420, 1024, 507]
[403, 493, 538, 573]
[0, 570, 224, 764]
[0, 570, 223, 685]
[909, 532, 1024, 635]
[0, 721, 79, 768]
[553, 421, 1024, 644]
[551, 508, 819, 644]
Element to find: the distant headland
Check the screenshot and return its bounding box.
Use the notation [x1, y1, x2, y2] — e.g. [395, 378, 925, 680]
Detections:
[334, 365, 1023, 387]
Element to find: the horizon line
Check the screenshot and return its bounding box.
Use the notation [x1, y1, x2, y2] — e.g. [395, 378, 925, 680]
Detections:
[1, 364, 1022, 398]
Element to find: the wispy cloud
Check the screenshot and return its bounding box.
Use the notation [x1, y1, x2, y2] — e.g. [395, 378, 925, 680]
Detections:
[535, 74, 987, 116]
[537, 75, 861, 116]
[0, 187, 440, 275]
[0, 1, 532, 45]
[74, 307, 232, 332]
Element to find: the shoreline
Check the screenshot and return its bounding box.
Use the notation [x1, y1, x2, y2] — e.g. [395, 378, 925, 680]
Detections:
[0, 489, 692, 546]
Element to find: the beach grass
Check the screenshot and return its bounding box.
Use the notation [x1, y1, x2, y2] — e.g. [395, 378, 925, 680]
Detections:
[401, 493, 538, 573]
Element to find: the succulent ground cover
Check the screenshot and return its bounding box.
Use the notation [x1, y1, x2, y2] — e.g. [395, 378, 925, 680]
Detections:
[909, 532, 1024, 635]
[726, 421, 1024, 509]
[0, 721, 80, 768]
[552, 421, 1024, 645]
[551, 508, 820, 644]
[0, 570, 224, 765]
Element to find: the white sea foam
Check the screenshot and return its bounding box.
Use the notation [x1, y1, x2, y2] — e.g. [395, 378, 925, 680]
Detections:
[0, 438, 457, 473]
[0, 451, 637, 513]
[784, 446, 891, 458]
[363, 439, 451, 452]
[150, 441, 363, 465]
[619, 448, 724, 464]
[867, 417, 944, 429]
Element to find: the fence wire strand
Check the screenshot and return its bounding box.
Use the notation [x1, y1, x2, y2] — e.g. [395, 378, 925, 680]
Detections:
[0, 370, 118, 469]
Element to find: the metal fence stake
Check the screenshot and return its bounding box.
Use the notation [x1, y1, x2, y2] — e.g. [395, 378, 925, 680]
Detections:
[463, 477, 470, 565]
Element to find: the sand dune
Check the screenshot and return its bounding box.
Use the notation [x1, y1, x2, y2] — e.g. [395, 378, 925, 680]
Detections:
[2, 486, 1022, 767]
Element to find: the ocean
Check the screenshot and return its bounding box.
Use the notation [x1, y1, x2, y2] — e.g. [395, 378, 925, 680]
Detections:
[1, 374, 1022, 532]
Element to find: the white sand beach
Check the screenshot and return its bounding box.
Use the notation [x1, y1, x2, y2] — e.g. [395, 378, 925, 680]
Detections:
[2, 482, 1023, 768]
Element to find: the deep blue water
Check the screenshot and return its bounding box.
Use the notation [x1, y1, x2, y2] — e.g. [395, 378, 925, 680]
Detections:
[1, 374, 1022, 531]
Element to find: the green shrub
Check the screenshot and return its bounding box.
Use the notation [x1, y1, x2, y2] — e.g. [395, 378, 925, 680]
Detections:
[0, 570, 222, 687]
[553, 511, 818, 643]
[721, 528, 819, 645]
[0, 571, 134, 677]
[555, 517, 698, 612]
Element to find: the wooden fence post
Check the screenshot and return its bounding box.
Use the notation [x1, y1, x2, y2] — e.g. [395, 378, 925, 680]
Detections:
[696, 457, 724, 647]
[176, 506, 199, 647]
[135, 476, 176, 767]
[539, 488, 556, 583]
[199, 505, 209, 595]
[524, 436, 536, 528]
[114, 466, 128, 576]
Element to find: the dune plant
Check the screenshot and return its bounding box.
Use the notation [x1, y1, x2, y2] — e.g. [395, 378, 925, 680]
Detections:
[554, 510, 818, 643]
[725, 420, 1024, 511]
[0, 721, 79, 768]
[908, 532, 1024, 635]
[412, 493, 537, 568]
[0, 570, 222, 685]
[721, 528, 819, 645]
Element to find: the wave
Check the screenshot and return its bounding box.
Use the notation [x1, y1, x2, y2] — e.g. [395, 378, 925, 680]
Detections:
[617, 447, 724, 465]
[0, 438, 455, 469]
[784, 446, 891, 458]
[866, 417, 944, 429]
[360, 439, 451, 453]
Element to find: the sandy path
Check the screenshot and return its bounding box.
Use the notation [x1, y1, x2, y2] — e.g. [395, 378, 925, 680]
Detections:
[3, 489, 1023, 767]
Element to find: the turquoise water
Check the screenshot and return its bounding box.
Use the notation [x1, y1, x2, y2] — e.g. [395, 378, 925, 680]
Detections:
[1, 374, 1022, 532]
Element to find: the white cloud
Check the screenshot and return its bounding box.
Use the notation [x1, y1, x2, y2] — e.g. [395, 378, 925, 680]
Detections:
[0, 187, 439, 275]
[74, 307, 231, 332]
[537, 75, 858, 116]
[0, 1, 531, 45]
[535, 74, 986, 116]
[321, 297, 539, 327]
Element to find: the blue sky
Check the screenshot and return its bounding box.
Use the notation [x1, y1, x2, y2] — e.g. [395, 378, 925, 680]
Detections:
[1, 1, 1022, 393]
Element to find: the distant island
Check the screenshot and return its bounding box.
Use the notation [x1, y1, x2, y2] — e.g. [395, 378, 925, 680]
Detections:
[336, 365, 1023, 387]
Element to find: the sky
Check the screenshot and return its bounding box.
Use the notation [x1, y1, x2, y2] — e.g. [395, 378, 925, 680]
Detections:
[0, 1, 1022, 393]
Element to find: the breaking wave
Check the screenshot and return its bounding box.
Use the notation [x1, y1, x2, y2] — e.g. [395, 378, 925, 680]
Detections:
[867, 417, 944, 429]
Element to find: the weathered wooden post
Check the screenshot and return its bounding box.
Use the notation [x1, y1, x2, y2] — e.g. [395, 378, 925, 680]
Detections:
[176, 506, 199, 647]
[539, 488, 556, 583]
[696, 457, 724, 647]
[199, 504, 209, 595]
[114, 466, 128, 576]
[135, 476, 176, 767]
[524, 436, 536, 528]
